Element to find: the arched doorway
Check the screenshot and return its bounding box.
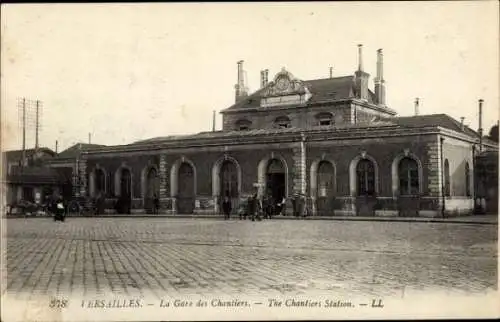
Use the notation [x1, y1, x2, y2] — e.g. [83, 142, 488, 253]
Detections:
[177, 162, 195, 214]
[356, 159, 375, 196]
[220, 160, 239, 212]
[94, 168, 107, 214]
[144, 167, 159, 213]
[119, 168, 132, 214]
[95, 168, 106, 197]
[266, 159, 286, 203]
[354, 158, 377, 216]
[316, 161, 335, 216]
[398, 157, 420, 217]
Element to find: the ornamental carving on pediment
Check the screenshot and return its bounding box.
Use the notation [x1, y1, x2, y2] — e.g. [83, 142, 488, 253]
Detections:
[262, 68, 310, 97]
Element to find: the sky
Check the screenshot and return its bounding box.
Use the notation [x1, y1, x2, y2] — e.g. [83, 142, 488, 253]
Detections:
[2, 2, 499, 152]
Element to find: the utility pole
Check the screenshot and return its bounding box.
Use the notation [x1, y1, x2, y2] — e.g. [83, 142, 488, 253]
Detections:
[478, 99, 483, 152]
[22, 98, 26, 167]
[35, 100, 40, 150]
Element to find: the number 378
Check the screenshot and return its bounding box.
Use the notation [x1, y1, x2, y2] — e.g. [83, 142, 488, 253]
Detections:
[49, 298, 68, 308]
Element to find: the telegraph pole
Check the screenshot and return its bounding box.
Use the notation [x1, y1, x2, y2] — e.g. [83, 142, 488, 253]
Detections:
[22, 98, 26, 167]
[35, 100, 40, 149]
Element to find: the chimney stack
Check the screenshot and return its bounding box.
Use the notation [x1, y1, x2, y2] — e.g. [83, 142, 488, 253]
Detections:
[354, 44, 370, 101]
[357, 44, 364, 71]
[264, 69, 269, 86]
[260, 69, 269, 88]
[55, 140, 58, 154]
[374, 49, 386, 106]
[212, 110, 216, 132]
[234, 60, 248, 102]
[329, 66, 333, 79]
[414, 98, 420, 116]
[460, 117, 465, 131]
[478, 99, 484, 152]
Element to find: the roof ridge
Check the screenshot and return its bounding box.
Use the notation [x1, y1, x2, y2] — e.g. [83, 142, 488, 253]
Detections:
[304, 75, 354, 82]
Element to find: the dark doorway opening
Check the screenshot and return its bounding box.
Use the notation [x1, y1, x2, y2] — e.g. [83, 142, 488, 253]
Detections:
[266, 159, 286, 203]
[117, 168, 131, 214]
[177, 162, 195, 214]
[220, 160, 239, 213]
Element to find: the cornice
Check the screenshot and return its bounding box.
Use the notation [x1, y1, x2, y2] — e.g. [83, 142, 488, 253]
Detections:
[84, 125, 446, 156]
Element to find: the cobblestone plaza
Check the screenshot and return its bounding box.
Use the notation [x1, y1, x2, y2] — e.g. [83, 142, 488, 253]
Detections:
[4, 217, 497, 299]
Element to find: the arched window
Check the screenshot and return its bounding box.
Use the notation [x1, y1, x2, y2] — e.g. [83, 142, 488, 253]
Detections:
[465, 162, 471, 197]
[356, 159, 375, 196]
[220, 160, 238, 198]
[444, 159, 451, 197]
[316, 112, 334, 126]
[274, 116, 291, 129]
[398, 157, 419, 195]
[317, 161, 335, 197]
[235, 119, 252, 131]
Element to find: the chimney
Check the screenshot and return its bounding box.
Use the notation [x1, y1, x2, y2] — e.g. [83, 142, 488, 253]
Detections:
[329, 66, 333, 79]
[374, 49, 386, 106]
[234, 60, 248, 102]
[354, 44, 370, 100]
[478, 99, 484, 152]
[357, 44, 364, 72]
[212, 110, 216, 132]
[55, 140, 58, 154]
[460, 117, 465, 131]
[264, 69, 269, 85]
[260, 69, 269, 88]
[414, 98, 420, 116]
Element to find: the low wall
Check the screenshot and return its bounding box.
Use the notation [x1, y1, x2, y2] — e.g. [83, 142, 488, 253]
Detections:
[444, 197, 474, 216]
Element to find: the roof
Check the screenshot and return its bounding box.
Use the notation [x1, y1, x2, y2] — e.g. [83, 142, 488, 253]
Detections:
[6, 166, 69, 185]
[385, 114, 479, 137]
[132, 121, 398, 145]
[56, 143, 106, 159]
[130, 114, 488, 147]
[222, 75, 379, 112]
[3, 147, 56, 162]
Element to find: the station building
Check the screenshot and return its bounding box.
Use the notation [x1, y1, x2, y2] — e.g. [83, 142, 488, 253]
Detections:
[9, 45, 496, 217]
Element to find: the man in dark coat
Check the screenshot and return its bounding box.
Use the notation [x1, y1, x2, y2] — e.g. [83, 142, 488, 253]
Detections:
[222, 196, 232, 220]
[153, 194, 160, 214]
[248, 194, 256, 221]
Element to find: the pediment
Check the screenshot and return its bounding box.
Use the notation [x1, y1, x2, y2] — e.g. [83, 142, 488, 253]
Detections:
[260, 68, 312, 107]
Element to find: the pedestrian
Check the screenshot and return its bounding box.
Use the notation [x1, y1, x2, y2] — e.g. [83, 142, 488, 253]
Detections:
[222, 195, 232, 220]
[153, 194, 160, 214]
[54, 196, 65, 222]
[277, 196, 286, 216]
[291, 193, 298, 217]
[256, 195, 263, 221]
[249, 193, 257, 221]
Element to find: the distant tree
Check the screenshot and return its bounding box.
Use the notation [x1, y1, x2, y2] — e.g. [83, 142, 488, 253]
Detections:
[488, 124, 499, 142]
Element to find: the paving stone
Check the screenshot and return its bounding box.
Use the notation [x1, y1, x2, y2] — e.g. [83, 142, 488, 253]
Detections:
[5, 217, 497, 299]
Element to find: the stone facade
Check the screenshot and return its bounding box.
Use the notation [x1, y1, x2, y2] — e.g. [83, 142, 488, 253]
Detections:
[45, 58, 498, 218]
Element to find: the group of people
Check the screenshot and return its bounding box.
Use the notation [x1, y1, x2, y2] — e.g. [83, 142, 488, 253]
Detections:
[220, 192, 309, 221]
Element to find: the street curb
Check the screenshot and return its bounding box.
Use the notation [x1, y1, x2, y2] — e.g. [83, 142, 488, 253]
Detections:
[4, 214, 498, 225]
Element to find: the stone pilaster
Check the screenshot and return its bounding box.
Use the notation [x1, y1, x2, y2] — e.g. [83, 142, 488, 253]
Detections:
[72, 161, 79, 198]
[158, 154, 169, 211]
[292, 134, 307, 196]
[424, 135, 443, 213]
[425, 137, 443, 198]
[78, 156, 88, 197]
